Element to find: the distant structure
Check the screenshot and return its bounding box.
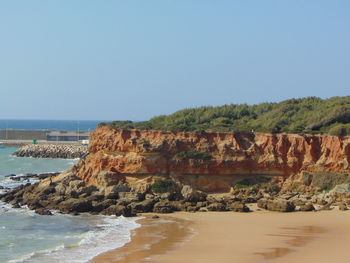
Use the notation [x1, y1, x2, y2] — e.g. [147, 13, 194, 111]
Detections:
[0, 129, 90, 142]
[46, 131, 90, 142]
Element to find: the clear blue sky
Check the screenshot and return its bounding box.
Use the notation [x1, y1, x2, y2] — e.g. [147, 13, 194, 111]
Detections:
[0, 0, 349, 121]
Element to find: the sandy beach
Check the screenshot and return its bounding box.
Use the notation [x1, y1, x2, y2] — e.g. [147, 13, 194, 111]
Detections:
[90, 209, 350, 263]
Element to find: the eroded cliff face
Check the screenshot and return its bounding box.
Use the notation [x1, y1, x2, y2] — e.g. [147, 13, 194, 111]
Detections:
[74, 127, 350, 192]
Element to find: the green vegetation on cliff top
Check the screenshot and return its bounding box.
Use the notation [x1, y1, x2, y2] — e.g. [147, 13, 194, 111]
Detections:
[100, 96, 350, 135]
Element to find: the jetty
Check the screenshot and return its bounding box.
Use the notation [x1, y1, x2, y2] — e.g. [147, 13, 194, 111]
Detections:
[13, 144, 88, 159]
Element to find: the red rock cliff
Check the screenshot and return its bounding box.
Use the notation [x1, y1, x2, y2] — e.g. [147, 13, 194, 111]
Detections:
[74, 127, 350, 192]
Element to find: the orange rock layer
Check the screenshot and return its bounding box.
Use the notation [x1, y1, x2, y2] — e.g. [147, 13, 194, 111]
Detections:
[74, 127, 350, 192]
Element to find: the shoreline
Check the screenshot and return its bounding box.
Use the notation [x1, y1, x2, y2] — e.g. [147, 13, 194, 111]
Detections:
[89, 214, 193, 263]
[90, 210, 350, 263]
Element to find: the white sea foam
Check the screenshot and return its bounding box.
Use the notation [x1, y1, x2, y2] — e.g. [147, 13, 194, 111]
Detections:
[0, 147, 141, 263]
[8, 215, 141, 263]
[0, 202, 36, 217]
[8, 244, 66, 263]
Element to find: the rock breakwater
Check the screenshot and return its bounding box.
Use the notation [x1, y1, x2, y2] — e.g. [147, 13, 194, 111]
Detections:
[14, 144, 88, 159]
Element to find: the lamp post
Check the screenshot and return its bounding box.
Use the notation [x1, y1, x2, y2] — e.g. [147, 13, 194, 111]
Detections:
[77, 120, 80, 142]
[5, 120, 8, 140]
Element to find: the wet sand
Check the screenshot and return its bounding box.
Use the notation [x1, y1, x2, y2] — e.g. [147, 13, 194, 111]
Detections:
[90, 210, 350, 263]
[89, 215, 193, 263]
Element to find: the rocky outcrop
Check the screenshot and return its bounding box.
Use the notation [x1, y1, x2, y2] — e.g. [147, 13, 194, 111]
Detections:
[2, 169, 350, 216]
[74, 127, 350, 192]
[5, 172, 59, 182]
[257, 198, 295, 212]
[0, 171, 255, 216]
[14, 144, 88, 159]
[2, 127, 350, 216]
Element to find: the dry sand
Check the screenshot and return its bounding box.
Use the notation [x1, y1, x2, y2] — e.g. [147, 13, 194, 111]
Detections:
[90, 209, 350, 263]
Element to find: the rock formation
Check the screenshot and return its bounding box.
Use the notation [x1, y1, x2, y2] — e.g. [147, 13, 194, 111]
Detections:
[2, 127, 350, 216]
[75, 127, 350, 192]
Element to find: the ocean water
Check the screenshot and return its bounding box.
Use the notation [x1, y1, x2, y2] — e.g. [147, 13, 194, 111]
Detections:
[0, 120, 107, 131]
[0, 147, 140, 263]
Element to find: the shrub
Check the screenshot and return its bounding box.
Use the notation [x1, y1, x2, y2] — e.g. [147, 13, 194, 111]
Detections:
[151, 179, 177, 193]
[310, 172, 350, 191]
[234, 177, 272, 188]
[101, 96, 350, 135]
[328, 123, 350, 136]
[234, 183, 249, 189]
[175, 150, 212, 161]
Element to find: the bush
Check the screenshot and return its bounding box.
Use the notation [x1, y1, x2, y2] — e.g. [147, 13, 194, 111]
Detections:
[234, 177, 272, 189]
[328, 123, 350, 136]
[175, 150, 212, 161]
[234, 183, 250, 189]
[151, 179, 177, 193]
[310, 172, 350, 191]
[101, 96, 350, 135]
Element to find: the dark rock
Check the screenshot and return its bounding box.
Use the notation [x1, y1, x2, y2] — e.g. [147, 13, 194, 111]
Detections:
[317, 199, 328, 206]
[11, 177, 21, 181]
[258, 198, 295, 212]
[92, 203, 105, 213]
[12, 203, 21, 209]
[104, 185, 131, 199]
[118, 192, 144, 202]
[69, 190, 80, 198]
[299, 203, 315, 212]
[78, 185, 98, 196]
[55, 184, 67, 195]
[101, 205, 118, 215]
[206, 195, 226, 204]
[101, 205, 136, 217]
[292, 199, 307, 206]
[229, 202, 250, 212]
[207, 202, 227, 211]
[153, 201, 176, 213]
[196, 201, 208, 208]
[145, 193, 156, 200]
[58, 199, 93, 213]
[87, 193, 105, 202]
[186, 206, 198, 212]
[37, 172, 59, 180]
[320, 203, 333, 211]
[171, 200, 186, 211]
[257, 198, 269, 209]
[117, 199, 132, 206]
[41, 186, 56, 195]
[181, 185, 207, 202]
[242, 196, 258, 203]
[338, 203, 348, 211]
[130, 199, 156, 213]
[269, 199, 295, 212]
[35, 208, 53, 216]
[96, 199, 117, 210]
[160, 192, 183, 201]
[38, 200, 52, 208]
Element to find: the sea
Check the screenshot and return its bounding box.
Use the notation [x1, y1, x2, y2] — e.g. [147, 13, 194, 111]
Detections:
[0, 119, 105, 131]
[0, 121, 141, 263]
